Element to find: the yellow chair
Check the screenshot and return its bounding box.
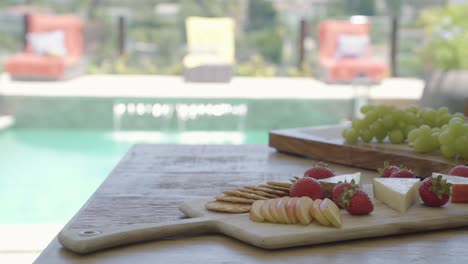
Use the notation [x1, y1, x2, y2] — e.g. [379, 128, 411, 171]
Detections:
[183, 17, 235, 82]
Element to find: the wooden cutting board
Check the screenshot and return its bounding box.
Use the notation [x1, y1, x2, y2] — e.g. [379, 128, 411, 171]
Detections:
[269, 125, 463, 178]
[58, 184, 468, 255]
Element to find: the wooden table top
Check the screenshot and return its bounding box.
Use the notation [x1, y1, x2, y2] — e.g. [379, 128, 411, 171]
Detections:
[35, 145, 468, 264]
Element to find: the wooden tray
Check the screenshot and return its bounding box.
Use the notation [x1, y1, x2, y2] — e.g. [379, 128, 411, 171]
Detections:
[269, 125, 463, 178]
[58, 184, 468, 254]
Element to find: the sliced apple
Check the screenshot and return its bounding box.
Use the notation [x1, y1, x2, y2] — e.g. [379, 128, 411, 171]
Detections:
[295, 197, 314, 225]
[261, 199, 277, 223]
[319, 198, 342, 228]
[269, 198, 283, 223]
[286, 197, 299, 224]
[249, 200, 265, 222]
[276, 197, 291, 224]
[310, 199, 331, 226]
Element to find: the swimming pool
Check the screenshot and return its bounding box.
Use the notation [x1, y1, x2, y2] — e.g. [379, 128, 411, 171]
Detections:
[0, 129, 267, 224]
[1, 95, 353, 225]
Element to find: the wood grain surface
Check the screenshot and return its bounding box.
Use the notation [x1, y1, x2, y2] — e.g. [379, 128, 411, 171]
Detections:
[35, 145, 468, 264]
[269, 125, 464, 178]
[59, 183, 468, 254]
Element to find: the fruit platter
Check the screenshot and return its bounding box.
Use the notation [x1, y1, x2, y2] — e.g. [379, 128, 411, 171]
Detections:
[269, 105, 467, 177]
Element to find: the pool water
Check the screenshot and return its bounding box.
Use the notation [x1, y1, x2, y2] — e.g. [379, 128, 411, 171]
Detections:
[0, 129, 267, 224]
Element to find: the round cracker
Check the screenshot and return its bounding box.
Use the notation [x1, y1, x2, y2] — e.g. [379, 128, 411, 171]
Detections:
[244, 185, 288, 196]
[216, 195, 255, 204]
[236, 188, 279, 198]
[260, 184, 290, 192]
[223, 190, 268, 200]
[205, 201, 251, 213]
[267, 181, 292, 188]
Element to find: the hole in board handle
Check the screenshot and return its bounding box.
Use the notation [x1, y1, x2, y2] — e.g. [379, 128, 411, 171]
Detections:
[79, 230, 101, 236]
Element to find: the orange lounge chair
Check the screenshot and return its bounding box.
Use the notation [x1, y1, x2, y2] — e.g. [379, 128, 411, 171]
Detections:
[5, 13, 84, 80]
[317, 20, 388, 84]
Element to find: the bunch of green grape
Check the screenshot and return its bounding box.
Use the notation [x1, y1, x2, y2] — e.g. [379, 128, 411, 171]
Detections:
[342, 105, 468, 159]
[437, 117, 468, 159]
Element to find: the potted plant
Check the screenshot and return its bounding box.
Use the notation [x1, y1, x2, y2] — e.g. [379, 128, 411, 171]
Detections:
[418, 4, 468, 114]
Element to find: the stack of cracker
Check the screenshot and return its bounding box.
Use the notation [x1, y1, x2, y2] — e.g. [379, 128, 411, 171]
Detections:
[206, 182, 292, 213]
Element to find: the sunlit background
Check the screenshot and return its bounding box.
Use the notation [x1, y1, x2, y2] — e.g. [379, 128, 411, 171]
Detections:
[0, 0, 467, 263]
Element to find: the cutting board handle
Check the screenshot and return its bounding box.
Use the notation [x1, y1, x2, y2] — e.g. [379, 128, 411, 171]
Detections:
[58, 217, 215, 254]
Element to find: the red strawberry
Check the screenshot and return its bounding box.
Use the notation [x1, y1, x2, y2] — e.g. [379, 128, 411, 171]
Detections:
[377, 161, 400, 177]
[290, 177, 323, 200]
[304, 162, 335, 180]
[390, 169, 416, 178]
[332, 180, 358, 208]
[419, 175, 451, 207]
[340, 189, 373, 215]
[448, 165, 468, 177]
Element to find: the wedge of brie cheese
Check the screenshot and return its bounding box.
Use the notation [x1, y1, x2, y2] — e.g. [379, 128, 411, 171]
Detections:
[373, 178, 420, 213]
[432, 172, 468, 184]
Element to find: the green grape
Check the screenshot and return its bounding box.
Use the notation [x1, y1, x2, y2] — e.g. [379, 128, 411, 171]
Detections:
[360, 129, 373, 143]
[342, 128, 349, 138]
[364, 110, 379, 123]
[370, 121, 387, 142]
[418, 125, 432, 136]
[437, 107, 449, 115]
[389, 129, 404, 144]
[342, 128, 359, 144]
[352, 118, 363, 131]
[453, 112, 465, 119]
[436, 112, 451, 127]
[360, 105, 374, 115]
[404, 125, 417, 137]
[373, 105, 388, 117]
[396, 121, 407, 131]
[404, 111, 417, 125]
[420, 108, 438, 127]
[438, 131, 452, 146]
[449, 117, 464, 125]
[413, 134, 439, 153]
[455, 135, 468, 156]
[379, 105, 395, 116]
[441, 144, 456, 159]
[448, 122, 464, 136]
[405, 105, 418, 114]
[382, 115, 395, 130]
[407, 128, 420, 143]
[393, 109, 405, 122]
[463, 123, 468, 133]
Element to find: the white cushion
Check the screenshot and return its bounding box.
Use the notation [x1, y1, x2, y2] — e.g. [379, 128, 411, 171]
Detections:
[336, 34, 369, 58]
[27, 30, 67, 56]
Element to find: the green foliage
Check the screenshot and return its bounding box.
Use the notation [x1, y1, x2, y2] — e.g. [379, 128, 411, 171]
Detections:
[328, 0, 376, 17]
[246, 0, 277, 32]
[247, 28, 283, 64]
[345, 0, 375, 16]
[419, 4, 468, 70]
[243, 0, 283, 65]
[86, 56, 160, 75]
[286, 64, 314, 78]
[384, 0, 402, 16]
[235, 55, 276, 77]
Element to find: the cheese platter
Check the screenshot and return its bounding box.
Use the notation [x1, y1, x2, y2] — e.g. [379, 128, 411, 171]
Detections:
[58, 169, 468, 255]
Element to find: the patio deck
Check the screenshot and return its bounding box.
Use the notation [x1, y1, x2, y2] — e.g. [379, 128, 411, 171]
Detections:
[0, 74, 424, 263]
[0, 74, 424, 101]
